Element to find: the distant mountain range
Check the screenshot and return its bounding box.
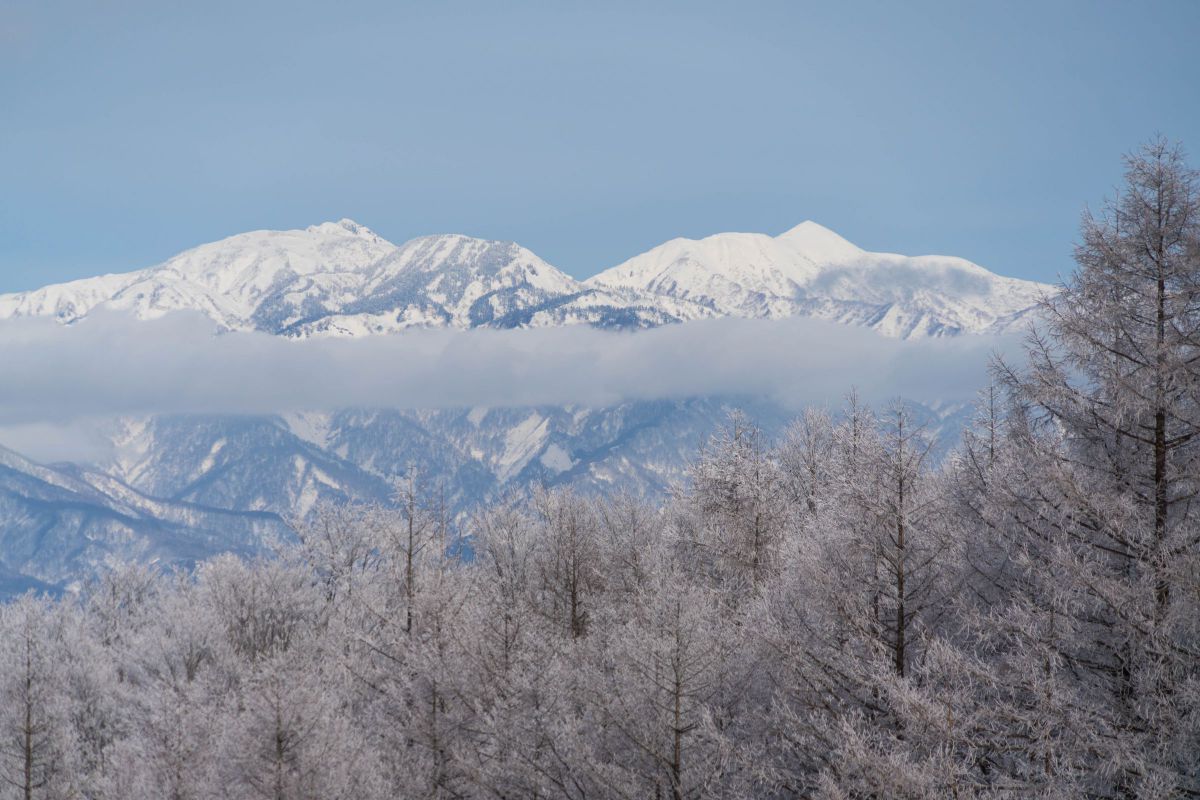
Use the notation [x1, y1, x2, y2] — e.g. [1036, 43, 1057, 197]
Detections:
[0, 220, 1052, 594]
[0, 218, 1046, 338]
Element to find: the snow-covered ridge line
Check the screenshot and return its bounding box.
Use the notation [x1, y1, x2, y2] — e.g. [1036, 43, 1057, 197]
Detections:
[586, 220, 1053, 338]
[0, 218, 1053, 339]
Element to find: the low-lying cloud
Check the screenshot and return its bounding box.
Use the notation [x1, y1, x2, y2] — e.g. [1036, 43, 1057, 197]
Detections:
[0, 309, 1018, 429]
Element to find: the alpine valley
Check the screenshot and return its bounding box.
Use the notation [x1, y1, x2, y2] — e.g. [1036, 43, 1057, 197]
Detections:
[0, 219, 1051, 592]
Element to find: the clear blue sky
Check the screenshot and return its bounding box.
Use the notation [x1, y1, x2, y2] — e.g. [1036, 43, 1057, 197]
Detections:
[2, 0, 1198, 291]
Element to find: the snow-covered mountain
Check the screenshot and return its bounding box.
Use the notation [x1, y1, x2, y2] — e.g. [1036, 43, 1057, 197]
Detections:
[0, 220, 696, 336]
[87, 402, 766, 528]
[0, 396, 970, 596]
[587, 221, 1049, 337]
[0, 217, 1046, 593]
[104, 415, 397, 518]
[0, 220, 396, 331]
[0, 218, 1050, 339]
[0, 444, 289, 592]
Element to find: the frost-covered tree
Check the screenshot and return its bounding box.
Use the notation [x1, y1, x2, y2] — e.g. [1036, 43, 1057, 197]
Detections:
[679, 410, 790, 591]
[529, 487, 604, 640]
[776, 407, 836, 532]
[219, 649, 378, 800]
[290, 501, 382, 606]
[0, 597, 79, 800]
[965, 137, 1200, 796]
[595, 575, 744, 800]
[756, 397, 957, 796]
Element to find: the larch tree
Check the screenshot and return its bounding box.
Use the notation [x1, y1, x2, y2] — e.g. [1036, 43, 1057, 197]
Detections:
[982, 137, 1200, 796]
[679, 410, 790, 592]
[0, 597, 78, 800]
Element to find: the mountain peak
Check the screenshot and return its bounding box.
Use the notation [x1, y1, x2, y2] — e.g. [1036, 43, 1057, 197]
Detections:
[587, 220, 1052, 337]
[776, 220, 863, 262]
[305, 218, 380, 239]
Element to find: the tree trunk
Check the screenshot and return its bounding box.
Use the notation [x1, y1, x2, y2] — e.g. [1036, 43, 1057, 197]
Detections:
[1153, 262, 1169, 616]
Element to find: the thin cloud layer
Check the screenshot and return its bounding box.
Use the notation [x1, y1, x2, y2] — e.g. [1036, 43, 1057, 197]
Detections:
[0, 310, 1018, 427]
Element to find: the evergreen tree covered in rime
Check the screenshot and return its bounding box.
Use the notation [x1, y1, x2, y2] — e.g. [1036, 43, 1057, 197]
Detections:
[803, 636, 1005, 800]
[352, 547, 475, 796]
[57, 611, 121, 799]
[218, 648, 379, 800]
[455, 500, 545, 796]
[97, 572, 219, 800]
[466, 500, 541, 693]
[944, 383, 1014, 611]
[819, 398, 948, 677]
[592, 492, 664, 600]
[861, 402, 949, 680]
[83, 563, 160, 661]
[392, 567, 475, 799]
[198, 555, 322, 665]
[388, 468, 446, 635]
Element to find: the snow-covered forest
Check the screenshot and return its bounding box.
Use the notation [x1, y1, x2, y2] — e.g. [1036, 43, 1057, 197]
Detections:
[2, 141, 1198, 799]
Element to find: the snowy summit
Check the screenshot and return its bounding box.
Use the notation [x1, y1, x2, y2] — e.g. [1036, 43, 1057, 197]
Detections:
[587, 221, 1049, 338]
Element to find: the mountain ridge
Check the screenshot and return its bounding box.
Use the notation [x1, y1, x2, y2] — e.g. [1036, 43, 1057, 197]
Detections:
[0, 219, 1053, 340]
[586, 220, 1049, 338]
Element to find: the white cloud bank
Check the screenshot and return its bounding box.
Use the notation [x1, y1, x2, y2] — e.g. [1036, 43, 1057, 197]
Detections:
[0, 310, 1019, 428]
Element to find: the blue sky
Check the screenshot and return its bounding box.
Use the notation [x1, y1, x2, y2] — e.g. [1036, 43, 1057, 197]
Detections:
[2, 0, 1198, 291]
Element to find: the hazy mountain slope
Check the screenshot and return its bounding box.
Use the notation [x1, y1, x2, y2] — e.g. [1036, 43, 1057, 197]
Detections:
[95, 403, 732, 519]
[105, 415, 398, 517]
[87, 397, 972, 526]
[0, 445, 289, 592]
[587, 221, 1051, 337]
[0, 395, 974, 598]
